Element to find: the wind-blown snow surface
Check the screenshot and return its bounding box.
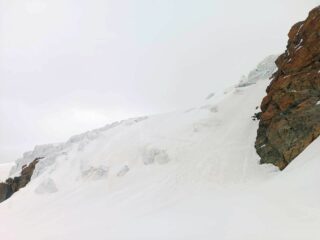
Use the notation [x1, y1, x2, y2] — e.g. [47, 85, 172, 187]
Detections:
[1, 58, 320, 239]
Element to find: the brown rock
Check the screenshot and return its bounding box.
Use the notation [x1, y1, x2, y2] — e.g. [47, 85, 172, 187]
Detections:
[256, 6, 320, 170]
[0, 157, 41, 203]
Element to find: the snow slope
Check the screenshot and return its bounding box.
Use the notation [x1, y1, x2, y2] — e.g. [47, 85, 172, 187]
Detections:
[1, 56, 320, 240]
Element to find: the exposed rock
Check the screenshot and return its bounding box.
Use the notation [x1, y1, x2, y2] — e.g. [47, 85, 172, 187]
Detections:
[0, 183, 12, 202]
[256, 6, 320, 170]
[0, 158, 41, 203]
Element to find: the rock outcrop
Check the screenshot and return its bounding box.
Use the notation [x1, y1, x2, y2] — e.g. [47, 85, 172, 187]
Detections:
[0, 158, 41, 202]
[256, 6, 320, 170]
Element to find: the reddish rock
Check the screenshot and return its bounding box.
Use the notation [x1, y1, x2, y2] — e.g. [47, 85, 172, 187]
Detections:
[256, 6, 320, 170]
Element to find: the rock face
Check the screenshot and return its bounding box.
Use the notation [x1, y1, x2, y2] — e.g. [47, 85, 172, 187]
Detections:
[256, 6, 320, 170]
[0, 158, 41, 202]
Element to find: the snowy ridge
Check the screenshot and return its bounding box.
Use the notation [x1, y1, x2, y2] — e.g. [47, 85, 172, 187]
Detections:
[237, 55, 278, 87]
[10, 116, 148, 178]
[9, 56, 279, 185]
[9, 82, 274, 189]
[1, 56, 320, 240]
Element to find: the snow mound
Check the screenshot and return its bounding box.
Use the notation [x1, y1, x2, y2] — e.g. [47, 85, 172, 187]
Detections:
[143, 147, 171, 165]
[35, 178, 58, 194]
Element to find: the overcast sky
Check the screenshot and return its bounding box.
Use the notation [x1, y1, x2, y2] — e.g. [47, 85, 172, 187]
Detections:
[0, 0, 318, 162]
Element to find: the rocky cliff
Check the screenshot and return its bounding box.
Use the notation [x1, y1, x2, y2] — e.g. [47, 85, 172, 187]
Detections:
[0, 158, 40, 202]
[256, 6, 320, 170]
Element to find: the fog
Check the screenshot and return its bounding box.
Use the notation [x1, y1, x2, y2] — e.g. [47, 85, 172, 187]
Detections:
[0, 0, 318, 162]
